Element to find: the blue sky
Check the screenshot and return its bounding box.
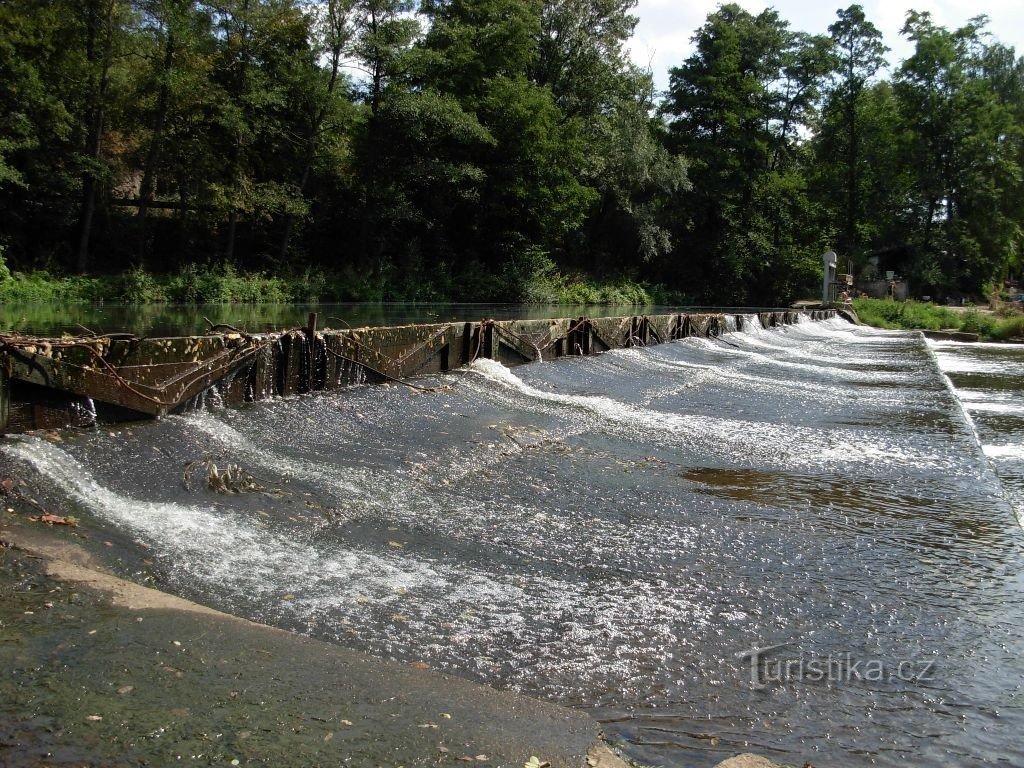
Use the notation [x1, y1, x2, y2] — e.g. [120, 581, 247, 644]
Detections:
[629, 0, 1024, 93]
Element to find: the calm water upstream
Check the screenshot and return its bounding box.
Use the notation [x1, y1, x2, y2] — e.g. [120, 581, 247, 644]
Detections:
[2, 317, 1023, 766]
[0, 302, 689, 337]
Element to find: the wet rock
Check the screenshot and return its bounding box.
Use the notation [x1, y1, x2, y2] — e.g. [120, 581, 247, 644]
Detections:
[713, 755, 784, 768]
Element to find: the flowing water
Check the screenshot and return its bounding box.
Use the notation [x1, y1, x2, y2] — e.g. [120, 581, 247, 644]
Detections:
[3, 317, 1023, 766]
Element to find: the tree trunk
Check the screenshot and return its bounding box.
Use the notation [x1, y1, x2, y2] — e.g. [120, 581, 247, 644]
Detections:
[76, 0, 116, 274]
[226, 210, 238, 262]
[278, 38, 343, 262]
[844, 85, 859, 258]
[137, 31, 176, 267]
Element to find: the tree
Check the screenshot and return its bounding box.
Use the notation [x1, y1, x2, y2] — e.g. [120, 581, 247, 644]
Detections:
[76, 0, 130, 272]
[824, 4, 888, 261]
[350, 0, 418, 114]
[661, 4, 829, 303]
[0, 2, 82, 270]
[131, 0, 220, 264]
[532, 0, 637, 118]
[894, 13, 1023, 294]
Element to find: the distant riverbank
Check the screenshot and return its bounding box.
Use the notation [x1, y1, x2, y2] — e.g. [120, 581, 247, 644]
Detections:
[0, 261, 681, 308]
[853, 297, 1024, 341]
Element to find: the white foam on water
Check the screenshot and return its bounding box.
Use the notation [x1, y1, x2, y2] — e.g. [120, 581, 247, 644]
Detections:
[467, 358, 952, 471]
[983, 444, 1024, 460]
[961, 400, 1024, 416]
[1, 437, 441, 601]
[178, 409, 707, 581]
[183, 410, 365, 494]
[730, 324, 914, 371]
[1, 435, 717, 693]
[920, 341, 1021, 530]
[611, 347, 863, 407]
[789, 317, 914, 344]
[682, 336, 912, 383]
[929, 348, 1024, 377]
[930, 339, 1024, 351]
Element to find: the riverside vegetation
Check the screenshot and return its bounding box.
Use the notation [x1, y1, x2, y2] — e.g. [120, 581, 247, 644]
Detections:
[2, 3, 1024, 305]
[854, 297, 1024, 340]
[0, 258, 673, 305]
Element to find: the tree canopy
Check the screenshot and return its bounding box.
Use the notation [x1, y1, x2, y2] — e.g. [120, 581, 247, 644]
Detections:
[0, 1, 1022, 304]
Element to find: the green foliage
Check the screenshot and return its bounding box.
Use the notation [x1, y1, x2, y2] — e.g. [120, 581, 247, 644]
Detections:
[1, 0, 1024, 308]
[0, 246, 12, 284]
[660, 4, 835, 305]
[163, 263, 291, 304]
[958, 310, 997, 337]
[119, 266, 168, 304]
[0, 271, 113, 304]
[991, 315, 1024, 340]
[851, 297, 1024, 339]
[852, 298, 958, 330]
[499, 247, 656, 305]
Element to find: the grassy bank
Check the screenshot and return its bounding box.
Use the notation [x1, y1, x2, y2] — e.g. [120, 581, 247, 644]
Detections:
[0, 260, 683, 306]
[853, 297, 1024, 340]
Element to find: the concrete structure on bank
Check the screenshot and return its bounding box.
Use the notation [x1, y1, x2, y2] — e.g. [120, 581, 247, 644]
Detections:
[0, 310, 835, 433]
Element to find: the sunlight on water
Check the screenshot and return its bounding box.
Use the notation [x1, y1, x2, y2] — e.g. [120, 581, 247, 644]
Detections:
[3, 317, 1024, 767]
[466, 353, 961, 473]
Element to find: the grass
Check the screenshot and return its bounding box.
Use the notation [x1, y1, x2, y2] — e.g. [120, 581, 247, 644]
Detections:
[0, 243, 685, 307]
[853, 297, 1024, 341]
[0, 262, 682, 307]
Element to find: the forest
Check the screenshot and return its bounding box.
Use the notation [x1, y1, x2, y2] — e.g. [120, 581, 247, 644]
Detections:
[1, 0, 1022, 305]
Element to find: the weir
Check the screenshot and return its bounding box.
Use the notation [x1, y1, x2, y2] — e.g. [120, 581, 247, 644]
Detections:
[0, 309, 835, 434]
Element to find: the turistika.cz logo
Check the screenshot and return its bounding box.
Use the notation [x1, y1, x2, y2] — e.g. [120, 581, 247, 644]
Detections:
[736, 643, 937, 689]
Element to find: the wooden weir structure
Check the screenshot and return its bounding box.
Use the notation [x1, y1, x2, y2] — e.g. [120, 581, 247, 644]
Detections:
[0, 309, 836, 434]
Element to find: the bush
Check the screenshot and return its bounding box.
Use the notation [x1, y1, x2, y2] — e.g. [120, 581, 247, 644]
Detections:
[853, 297, 1024, 340]
[0, 258, 680, 308]
[958, 310, 997, 337]
[119, 266, 167, 304]
[852, 298, 959, 331]
[991, 315, 1024, 340]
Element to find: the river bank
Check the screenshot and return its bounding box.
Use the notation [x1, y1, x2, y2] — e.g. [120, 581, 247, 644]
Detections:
[0, 517, 630, 768]
[0, 263, 679, 308]
[853, 296, 1024, 340]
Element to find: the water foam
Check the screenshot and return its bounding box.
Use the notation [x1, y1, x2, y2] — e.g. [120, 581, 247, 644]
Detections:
[1, 437, 440, 601]
[467, 358, 951, 471]
[1, 435, 716, 695]
[983, 444, 1024, 460]
[183, 410, 365, 493]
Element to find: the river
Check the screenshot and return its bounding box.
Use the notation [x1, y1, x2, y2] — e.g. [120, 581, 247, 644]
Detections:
[2, 316, 1022, 766]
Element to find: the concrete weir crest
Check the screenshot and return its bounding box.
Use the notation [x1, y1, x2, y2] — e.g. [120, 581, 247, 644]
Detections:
[0, 309, 837, 433]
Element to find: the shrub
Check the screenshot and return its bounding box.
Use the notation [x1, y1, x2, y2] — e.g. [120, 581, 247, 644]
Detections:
[119, 266, 168, 304]
[959, 310, 997, 337]
[991, 315, 1024, 340]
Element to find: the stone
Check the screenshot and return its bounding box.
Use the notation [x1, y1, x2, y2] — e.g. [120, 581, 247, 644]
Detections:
[714, 755, 784, 768]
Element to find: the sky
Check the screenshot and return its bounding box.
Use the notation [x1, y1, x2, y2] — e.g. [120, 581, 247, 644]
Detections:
[629, 0, 1024, 93]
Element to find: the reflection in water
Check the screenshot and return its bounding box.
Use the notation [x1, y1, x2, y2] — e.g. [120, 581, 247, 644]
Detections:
[0, 301, 677, 337]
[2, 317, 1024, 767]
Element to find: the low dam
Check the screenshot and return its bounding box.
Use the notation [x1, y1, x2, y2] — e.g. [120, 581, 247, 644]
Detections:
[0, 309, 832, 432]
[2, 311, 1023, 767]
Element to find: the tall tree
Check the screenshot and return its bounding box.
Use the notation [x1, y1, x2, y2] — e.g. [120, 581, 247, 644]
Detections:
[662, 4, 828, 303]
[76, 0, 127, 272]
[276, 0, 356, 262]
[894, 12, 1022, 293]
[0, 0, 77, 240]
[131, 0, 218, 265]
[825, 4, 888, 261]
